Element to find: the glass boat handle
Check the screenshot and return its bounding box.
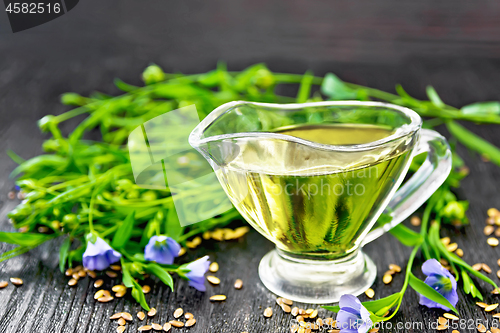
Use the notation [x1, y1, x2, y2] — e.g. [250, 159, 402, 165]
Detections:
[361, 129, 452, 247]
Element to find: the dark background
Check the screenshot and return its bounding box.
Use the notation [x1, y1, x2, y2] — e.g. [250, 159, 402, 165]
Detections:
[1, 1, 500, 332]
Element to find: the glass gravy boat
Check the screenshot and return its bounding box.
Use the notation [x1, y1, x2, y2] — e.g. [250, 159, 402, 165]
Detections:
[190, 101, 451, 303]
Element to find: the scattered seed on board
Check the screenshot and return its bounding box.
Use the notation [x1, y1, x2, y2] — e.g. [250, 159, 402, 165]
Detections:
[482, 263, 492, 274]
[116, 326, 125, 333]
[296, 315, 304, 322]
[478, 323, 487, 332]
[110, 264, 121, 271]
[281, 298, 293, 305]
[117, 318, 126, 326]
[94, 279, 103, 288]
[87, 270, 97, 279]
[485, 225, 495, 236]
[137, 311, 146, 320]
[178, 247, 186, 256]
[174, 308, 183, 318]
[291, 307, 299, 316]
[210, 295, 226, 301]
[0, 281, 8, 289]
[389, 264, 401, 273]
[112, 285, 126, 293]
[115, 291, 126, 298]
[77, 270, 86, 278]
[486, 304, 499, 312]
[437, 324, 448, 331]
[492, 328, 500, 333]
[185, 312, 194, 320]
[446, 243, 458, 252]
[121, 312, 132, 321]
[142, 285, 151, 294]
[264, 307, 273, 318]
[234, 279, 243, 289]
[452, 330, 460, 333]
[110, 312, 122, 320]
[138, 325, 152, 332]
[365, 288, 375, 299]
[207, 276, 220, 285]
[94, 289, 108, 299]
[148, 308, 157, 317]
[383, 274, 392, 284]
[410, 216, 421, 226]
[106, 271, 118, 278]
[169, 320, 184, 328]
[209, 262, 219, 273]
[186, 318, 196, 327]
[438, 317, 447, 325]
[309, 309, 318, 319]
[68, 278, 78, 286]
[496, 228, 500, 238]
[368, 328, 379, 333]
[477, 302, 488, 308]
[497, 270, 500, 279]
[152, 323, 162, 330]
[473, 263, 483, 271]
[455, 248, 464, 257]
[281, 303, 291, 313]
[441, 237, 451, 246]
[98, 295, 114, 303]
[488, 238, 500, 247]
[72, 273, 80, 281]
[162, 322, 171, 332]
[444, 313, 459, 320]
[10, 278, 23, 286]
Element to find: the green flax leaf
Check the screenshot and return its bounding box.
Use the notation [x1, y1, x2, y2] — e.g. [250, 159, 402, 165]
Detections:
[389, 224, 423, 247]
[59, 236, 71, 273]
[111, 211, 135, 250]
[145, 263, 174, 291]
[408, 273, 458, 314]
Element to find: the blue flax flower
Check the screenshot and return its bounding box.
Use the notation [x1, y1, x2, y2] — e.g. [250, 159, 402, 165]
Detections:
[184, 256, 210, 292]
[336, 294, 372, 333]
[83, 236, 121, 271]
[144, 235, 181, 265]
[419, 258, 458, 311]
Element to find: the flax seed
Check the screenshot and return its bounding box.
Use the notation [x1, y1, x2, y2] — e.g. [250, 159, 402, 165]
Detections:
[297, 316, 304, 322]
[264, 307, 273, 317]
[369, 329, 379, 333]
[291, 307, 299, 316]
[173, 308, 183, 318]
[495, 228, 500, 237]
[234, 279, 243, 289]
[477, 302, 488, 308]
[116, 326, 125, 333]
[309, 309, 318, 319]
[110, 312, 123, 320]
[410, 216, 421, 226]
[316, 318, 323, 327]
[115, 291, 126, 298]
[437, 324, 448, 331]
[10, 278, 23, 286]
[112, 285, 126, 293]
[87, 270, 97, 278]
[365, 288, 375, 298]
[148, 308, 157, 317]
[117, 318, 126, 326]
[68, 278, 78, 286]
[97, 295, 114, 302]
[178, 247, 186, 256]
[94, 279, 103, 288]
[152, 323, 162, 330]
[383, 274, 392, 284]
[438, 317, 448, 325]
[444, 313, 459, 320]
[488, 238, 499, 247]
[486, 304, 499, 312]
[456, 248, 464, 257]
[137, 311, 146, 320]
[493, 313, 500, 318]
[138, 325, 152, 332]
[169, 320, 184, 328]
[0, 281, 7, 289]
[473, 263, 483, 271]
[72, 273, 80, 280]
[482, 263, 492, 274]
[282, 298, 293, 305]
[185, 312, 193, 320]
[389, 264, 401, 272]
[162, 323, 171, 332]
[299, 308, 306, 315]
[446, 243, 458, 252]
[452, 331, 460, 333]
[94, 289, 107, 299]
[121, 312, 132, 321]
[210, 295, 226, 301]
[65, 268, 73, 276]
[306, 309, 314, 314]
[488, 208, 500, 217]
[185, 318, 196, 327]
[77, 270, 86, 278]
[485, 225, 495, 236]
[209, 262, 219, 273]
[478, 323, 487, 332]
[207, 276, 220, 285]
[281, 303, 291, 313]
[110, 264, 121, 271]
[492, 328, 500, 333]
[106, 271, 118, 278]
[142, 285, 151, 294]
[441, 237, 451, 245]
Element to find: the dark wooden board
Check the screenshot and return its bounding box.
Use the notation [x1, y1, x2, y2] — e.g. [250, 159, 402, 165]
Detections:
[2, 1, 500, 332]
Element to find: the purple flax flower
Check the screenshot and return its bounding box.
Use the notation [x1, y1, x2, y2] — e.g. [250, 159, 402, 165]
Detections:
[83, 237, 121, 271]
[419, 258, 458, 311]
[144, 235, 181, 265]
[336, 294, 372, 333]
[184, 256, 210, 292]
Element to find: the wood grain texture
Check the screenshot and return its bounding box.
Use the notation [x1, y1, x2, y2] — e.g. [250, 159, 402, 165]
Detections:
[1, 1, 500, 332]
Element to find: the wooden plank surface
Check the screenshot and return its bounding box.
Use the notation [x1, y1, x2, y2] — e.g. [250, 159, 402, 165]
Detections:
[2, 1, 500, 332]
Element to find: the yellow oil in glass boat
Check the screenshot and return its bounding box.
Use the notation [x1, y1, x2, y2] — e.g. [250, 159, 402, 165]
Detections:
[215, 124, 411, 259]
